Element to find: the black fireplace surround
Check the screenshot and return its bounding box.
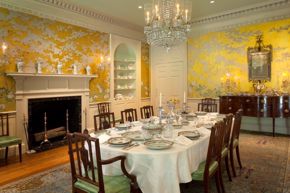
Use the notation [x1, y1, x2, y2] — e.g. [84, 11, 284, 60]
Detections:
[28, 96, 81, 150]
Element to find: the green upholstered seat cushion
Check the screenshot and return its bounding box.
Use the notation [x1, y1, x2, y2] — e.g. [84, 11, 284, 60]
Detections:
[191, 161, 218, 181]
[233, 138, 239, 148]
[221, 147, 228, 158]
[0, 136, 22, 148]
[74, 173, 131, 193]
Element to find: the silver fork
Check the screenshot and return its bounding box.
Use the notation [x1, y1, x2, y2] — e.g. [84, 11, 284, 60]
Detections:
[124, 143, 139, 150]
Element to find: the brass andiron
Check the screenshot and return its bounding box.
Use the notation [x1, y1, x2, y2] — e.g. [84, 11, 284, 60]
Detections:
[40, 112, 51, 150]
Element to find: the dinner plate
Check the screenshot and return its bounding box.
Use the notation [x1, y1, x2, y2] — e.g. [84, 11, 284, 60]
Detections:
[121, 131, 144, 141]
[178, 130, 200, 140]
[115, 123, 130, 130]
[195, 111, 207, 116]
[144, 140, 174, 150]
[172, 123, 183, 129]
[108, 137, 132, 146]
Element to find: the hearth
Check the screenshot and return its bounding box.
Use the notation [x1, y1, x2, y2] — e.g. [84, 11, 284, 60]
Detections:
[27, 96, 81, 151]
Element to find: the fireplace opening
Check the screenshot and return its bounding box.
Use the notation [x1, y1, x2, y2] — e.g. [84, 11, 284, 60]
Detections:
[28, 96, 81, 151]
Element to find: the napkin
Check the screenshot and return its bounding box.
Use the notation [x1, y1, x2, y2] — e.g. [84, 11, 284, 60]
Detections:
[95, 133, 111, 144]
[174, 135, 193, 145]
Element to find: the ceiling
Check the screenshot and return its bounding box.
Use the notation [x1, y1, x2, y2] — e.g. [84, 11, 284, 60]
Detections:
[66, 0, 273, 28]
[1, 0, 289, 39]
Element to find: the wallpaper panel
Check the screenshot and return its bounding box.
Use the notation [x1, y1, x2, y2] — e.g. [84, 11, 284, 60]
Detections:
[141, 42, 150, 98]
[0, 7, 110, 111]
[188, 18, 290, 98]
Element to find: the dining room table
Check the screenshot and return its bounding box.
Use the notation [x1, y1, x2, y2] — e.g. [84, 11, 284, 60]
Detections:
[90, 113, 224, 193]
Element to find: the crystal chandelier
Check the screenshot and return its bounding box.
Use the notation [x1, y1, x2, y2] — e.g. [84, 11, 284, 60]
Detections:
[144, 0, 192, 50]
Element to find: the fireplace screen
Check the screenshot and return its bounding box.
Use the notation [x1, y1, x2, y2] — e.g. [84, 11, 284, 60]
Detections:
[28, 96, 81, 150]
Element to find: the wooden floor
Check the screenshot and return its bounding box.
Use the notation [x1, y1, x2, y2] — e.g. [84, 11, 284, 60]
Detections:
[0, 145, 69, 186]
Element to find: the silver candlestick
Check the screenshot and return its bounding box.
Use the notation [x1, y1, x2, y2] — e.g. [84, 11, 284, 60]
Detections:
[182, 102, 187, 113]
[159, 106, 163, 124]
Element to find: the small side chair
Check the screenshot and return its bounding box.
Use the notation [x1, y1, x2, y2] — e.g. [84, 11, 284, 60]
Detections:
[140, 105, 154, 119]
[67, 132, 139, 193]
[121, 108, 138, 123]
[0, 112, 22, 164]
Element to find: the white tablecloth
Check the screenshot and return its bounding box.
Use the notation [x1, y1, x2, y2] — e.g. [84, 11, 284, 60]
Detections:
[93, 123, 211, 193]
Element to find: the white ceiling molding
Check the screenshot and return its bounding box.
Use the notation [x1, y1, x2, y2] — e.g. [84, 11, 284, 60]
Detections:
[35, 0, 143, 32]
[0, 0, 144, 40]
[189, 0, 290, 36]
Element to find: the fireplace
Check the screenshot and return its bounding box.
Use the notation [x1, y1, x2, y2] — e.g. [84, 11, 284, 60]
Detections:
[28, 96, 81, 150]
[7, 73, 94, 152]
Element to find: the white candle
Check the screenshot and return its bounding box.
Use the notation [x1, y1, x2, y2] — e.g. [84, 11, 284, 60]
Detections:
[185, 9, 188, 22]
[183, 91, 186, 103]
[159, 93, 162, 107]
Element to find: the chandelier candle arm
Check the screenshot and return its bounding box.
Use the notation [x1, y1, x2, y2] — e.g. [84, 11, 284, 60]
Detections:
[144, 0, 192, 49]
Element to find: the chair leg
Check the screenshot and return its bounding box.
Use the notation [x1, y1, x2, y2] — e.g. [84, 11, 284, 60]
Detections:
[235, 145, 242, 169]
[204, 179, 210, 193]
[218, 167, 226, 193]
[5, 147, 8, 165]
[230, 147, 237, 177]
[18, 143, 22, 162]
[225, 155, 232, 181]
[214, 172, 221, 193]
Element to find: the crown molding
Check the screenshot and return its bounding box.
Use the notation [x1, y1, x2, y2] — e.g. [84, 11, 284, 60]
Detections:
[189, 0, 290, 36]
[0, 0, 144, 40]
[34, 0, 143, 32]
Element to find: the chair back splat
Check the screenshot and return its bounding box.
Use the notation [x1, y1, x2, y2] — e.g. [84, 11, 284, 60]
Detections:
[198, 98, 217, 112]
[230, 109, 243, 177]
[94, 112, 116, 131]
[140, 105, 154, 119]
[121, 108, 138, 123]
[97, 102, 110, 114]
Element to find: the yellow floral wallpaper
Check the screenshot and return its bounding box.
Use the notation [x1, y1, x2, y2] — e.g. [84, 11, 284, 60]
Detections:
[141, 42, 150, 98]
[188, 18, 290, 98]
[0, 7, 110, 111]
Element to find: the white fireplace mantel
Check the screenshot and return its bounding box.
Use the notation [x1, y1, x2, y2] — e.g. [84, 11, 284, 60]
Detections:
[7, 72, 95, 151]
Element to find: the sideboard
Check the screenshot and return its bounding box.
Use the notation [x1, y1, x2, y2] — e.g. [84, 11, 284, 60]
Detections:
[219, 95, 290, 136]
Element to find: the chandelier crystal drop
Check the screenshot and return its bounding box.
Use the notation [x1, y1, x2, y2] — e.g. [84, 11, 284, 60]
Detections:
[144, 0, 192, 50]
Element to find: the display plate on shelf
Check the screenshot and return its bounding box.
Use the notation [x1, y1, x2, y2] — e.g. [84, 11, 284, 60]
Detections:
[144, 140, 174, 150]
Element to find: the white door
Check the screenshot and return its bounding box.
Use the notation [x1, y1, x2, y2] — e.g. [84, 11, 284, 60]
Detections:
[151, 43, 187, 111]
[155, 61, 185, 108]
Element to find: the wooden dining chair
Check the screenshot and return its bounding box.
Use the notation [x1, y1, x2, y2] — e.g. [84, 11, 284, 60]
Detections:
[198, 98, 218, 112]
[0, 113, 22, 164]
[191, 120, 226, 193]
[121, 108, 138, 123]
[67, 132, 139, 193]
[140, 105, 154, 119]
[97, 102, 111, 114]
[94, 112, 115, 131]
[219, 113, 234, 188]
[230, 109, 243, 177]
